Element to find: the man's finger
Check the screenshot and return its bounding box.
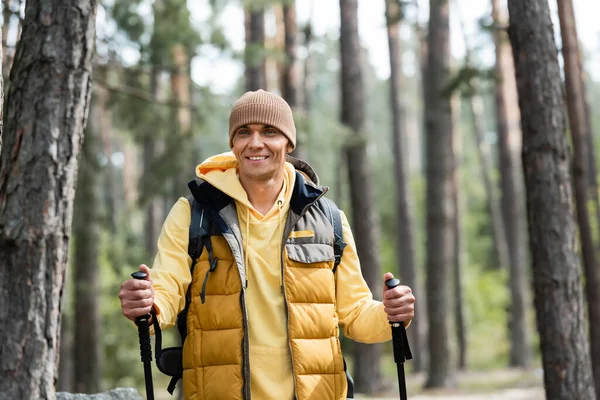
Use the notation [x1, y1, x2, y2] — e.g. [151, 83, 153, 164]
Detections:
[138, 264, 151, 281]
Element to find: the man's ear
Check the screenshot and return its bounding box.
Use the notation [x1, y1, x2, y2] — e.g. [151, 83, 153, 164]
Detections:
[287, 141, 293, 153]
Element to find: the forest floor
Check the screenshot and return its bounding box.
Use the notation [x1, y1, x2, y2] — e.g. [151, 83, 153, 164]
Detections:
[357, 368, 544, 399]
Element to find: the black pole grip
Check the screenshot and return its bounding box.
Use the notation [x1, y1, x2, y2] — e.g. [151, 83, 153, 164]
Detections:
[131, 271, 153, 362]
[131, 271, 155, 400]
[385, 278, 412, 363]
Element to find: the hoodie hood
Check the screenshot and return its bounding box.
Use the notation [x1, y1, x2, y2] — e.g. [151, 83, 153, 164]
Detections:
[194, 151, 321, 217]
[196, 151, 320, 185]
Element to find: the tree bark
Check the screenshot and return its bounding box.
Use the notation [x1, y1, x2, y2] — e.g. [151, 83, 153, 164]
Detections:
[282, 1, 307, 161]
[57, 310, 74, 392]
[2, 0, 10, 80]
[452, 94, 467, 370]
[507, 1, 596, 398]
[557, 0, 600, 395]
[339, 0, 384, 394]
[385, 0, 423, 372]
[144, 68, 165, 256]
[424, 0, 454, 388]
[468, 86, 510, 271]
[73, 106, 102, 394]
[491, 0, 532, 368]
[0, 0, 96, 398]
[94, 65, 117, 234]
[0, 27, 3, 154]
[245, 5, 266, 91]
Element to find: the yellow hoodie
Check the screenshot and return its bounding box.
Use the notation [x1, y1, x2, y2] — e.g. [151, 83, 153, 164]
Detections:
[151, 152, 393, 400]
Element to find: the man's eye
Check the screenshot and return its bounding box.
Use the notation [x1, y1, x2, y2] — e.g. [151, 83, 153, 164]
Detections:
[237, 129, 250, 135]
[265, 129, 278, 135]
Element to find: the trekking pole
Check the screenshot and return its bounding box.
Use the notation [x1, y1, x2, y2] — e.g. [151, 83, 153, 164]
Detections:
[385, 278, 413, 400]
[132, 271, 155, 400]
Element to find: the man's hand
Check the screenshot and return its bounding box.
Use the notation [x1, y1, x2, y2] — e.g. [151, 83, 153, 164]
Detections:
[119, 264, 155, 322]
[382, 272, 415, 323]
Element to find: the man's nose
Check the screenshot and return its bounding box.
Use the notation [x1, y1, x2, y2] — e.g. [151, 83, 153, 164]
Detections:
[248, 131, 264, 147]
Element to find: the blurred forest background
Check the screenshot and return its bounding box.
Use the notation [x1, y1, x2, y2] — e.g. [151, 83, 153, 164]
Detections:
[1, 0, 600, 399]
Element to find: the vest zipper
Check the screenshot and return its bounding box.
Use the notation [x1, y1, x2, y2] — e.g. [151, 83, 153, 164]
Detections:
[240, 287, 251, 399]
[219, 227, 252, 400]
[280, 188, 328, 400]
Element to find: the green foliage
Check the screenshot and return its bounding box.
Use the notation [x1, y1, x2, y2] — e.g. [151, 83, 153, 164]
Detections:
[444, 65, 498, 97]
[148, 0, 202, 67]
[107, 0, 150, 45]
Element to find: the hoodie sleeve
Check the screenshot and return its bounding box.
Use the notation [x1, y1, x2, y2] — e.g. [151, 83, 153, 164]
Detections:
[150, 197, 193, 331]
[336, 211, 392, 343]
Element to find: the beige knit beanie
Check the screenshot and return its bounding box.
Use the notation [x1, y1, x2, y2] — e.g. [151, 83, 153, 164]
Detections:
[228, 89, 296, 150]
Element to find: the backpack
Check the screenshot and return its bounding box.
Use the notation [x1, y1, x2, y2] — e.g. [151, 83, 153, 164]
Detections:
[152, 180, 354, 397]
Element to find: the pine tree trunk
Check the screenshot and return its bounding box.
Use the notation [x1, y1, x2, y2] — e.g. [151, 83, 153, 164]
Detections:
[300, 8, 316, 165]
[170, 43, 193, 194]
[282, 1, 306, 161]
[385, 0, 423, 372]
[73, 107, 102, 393]
[469, 88, 510, 271]
[491, 0, 532, 368]
[507, 1, 596, 397]
[452, 94, 467, 370]
[245, 6, 266, 91]
[171, 44, 191, 137]
[2, 0, 10, 80]
[339, 0, 383, 394]
[424, 0, 454, 388]
[0, 0, 96, 398]
[144, 69, 165, 256]
[557, 0, 600, 395]
[94, 66, 117, 234]
[57, 310, 74, 392]
[0, 27, 3, 154]
[457, 4, 510, 272]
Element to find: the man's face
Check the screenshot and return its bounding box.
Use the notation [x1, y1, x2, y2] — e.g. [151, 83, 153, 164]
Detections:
[231, 124, 291, 183]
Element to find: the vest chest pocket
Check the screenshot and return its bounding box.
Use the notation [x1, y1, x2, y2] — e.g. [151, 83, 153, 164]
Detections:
[285, 243, 335, 269]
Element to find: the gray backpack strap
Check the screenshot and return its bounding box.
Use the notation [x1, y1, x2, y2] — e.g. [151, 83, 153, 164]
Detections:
[317, 197, 347, 273]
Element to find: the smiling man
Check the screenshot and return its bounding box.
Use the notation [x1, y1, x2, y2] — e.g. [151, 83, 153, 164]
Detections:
[119, 89, 415, 400]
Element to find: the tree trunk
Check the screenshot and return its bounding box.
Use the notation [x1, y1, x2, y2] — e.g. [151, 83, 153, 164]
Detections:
[0, 0, 96, 398]
[282, 1, 306, 161]
[94, 65, 117, 234]
[57, 310, 74, 392]
[385, 0, 423, 372]
[457, 4, 509, 272]
[468, 87, 510, 271]
[452, 94, 467, 370]
[491, 0, 532, 368]
[2, 0, 10, 80]
[583, 92, 600, 251]
[245, 5, 266, 91]
[339, 0, 384, 394]
[170, 43, 193, 195]
[424, 0, 454, 388]
[557, 0, 600, 395]
[0, 27, 3, 154]
[73, 106, 102, 394]
[144, 69, 166, 256]
[171, 44, 191, 137]
[300, 5, 316, 166]
[507, 1, 596, 398]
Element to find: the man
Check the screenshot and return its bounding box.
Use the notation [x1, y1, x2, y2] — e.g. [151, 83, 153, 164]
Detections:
[119, 89, 415, 400]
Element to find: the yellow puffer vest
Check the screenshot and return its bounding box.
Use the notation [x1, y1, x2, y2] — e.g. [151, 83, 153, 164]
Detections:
[182, 171, 346, 400]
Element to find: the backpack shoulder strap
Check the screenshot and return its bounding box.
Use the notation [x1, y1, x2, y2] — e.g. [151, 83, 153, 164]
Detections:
[317, 197, 347, 273]
[186, 195, 210, 277]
